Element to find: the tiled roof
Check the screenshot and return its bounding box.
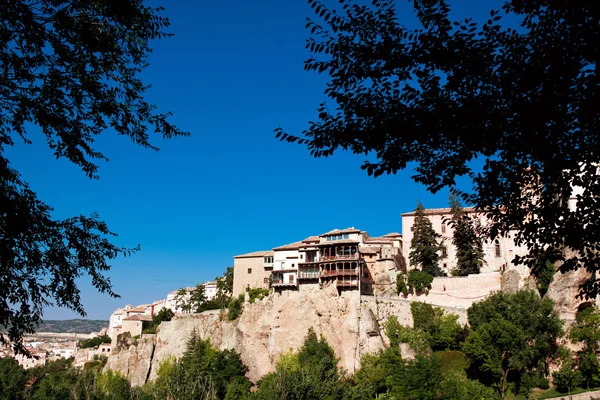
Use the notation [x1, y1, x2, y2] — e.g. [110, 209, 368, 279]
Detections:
[359, 247, 379, 255]
[364, 236, 393, 243]
[319, 227, 361, 237]
[273, 240, 305, 251]
[123, 315, 153, 322]
[302, 236, 320, 243]
[234, 250, 274, 259]
[382, 232, 402, 237]
[401, 207, 476, 217]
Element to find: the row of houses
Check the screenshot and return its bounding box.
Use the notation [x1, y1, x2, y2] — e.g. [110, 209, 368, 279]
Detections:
[232, 207, 530, 297]
[107, 281, 218, 342]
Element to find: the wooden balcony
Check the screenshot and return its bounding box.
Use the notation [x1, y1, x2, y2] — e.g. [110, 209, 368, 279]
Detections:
[298, 271, 319, 280]
[320, 268, 359, 278]
[320, 254, 359, 262]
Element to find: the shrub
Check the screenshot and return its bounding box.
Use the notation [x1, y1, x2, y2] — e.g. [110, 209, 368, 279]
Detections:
[78, 334, 111, 349]
[227, 294, 244, 321]
[396, 273, 408, 296]
[248, 288, 270, 304]
[407, 270, 433, 295]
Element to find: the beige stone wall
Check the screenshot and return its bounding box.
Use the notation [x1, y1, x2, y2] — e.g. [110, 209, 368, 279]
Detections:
[402, 212, 530, 276]
[122, 320, 143, 339]
[233, 256, 270, 297]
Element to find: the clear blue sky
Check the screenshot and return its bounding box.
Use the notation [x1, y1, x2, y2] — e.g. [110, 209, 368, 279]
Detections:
[8, 0, 508, 320]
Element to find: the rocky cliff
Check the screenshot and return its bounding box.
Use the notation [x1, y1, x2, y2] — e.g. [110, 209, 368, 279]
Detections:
[105, 283, 465, 386]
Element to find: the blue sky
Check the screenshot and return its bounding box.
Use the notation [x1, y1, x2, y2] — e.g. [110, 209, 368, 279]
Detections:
[8, 0, 509, 320]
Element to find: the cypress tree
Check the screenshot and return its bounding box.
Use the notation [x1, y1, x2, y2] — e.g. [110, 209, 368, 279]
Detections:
[449, 195, 484, 276]
[409, 201, 442, 277]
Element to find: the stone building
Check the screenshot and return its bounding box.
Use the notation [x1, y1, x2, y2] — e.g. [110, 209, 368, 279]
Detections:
[401, 207, 530, 276]
[232, 251, 274, 297]
[232, 228, 403, 296]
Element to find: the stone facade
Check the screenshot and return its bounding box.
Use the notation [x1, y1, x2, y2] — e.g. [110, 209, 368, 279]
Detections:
[401, 208, 530, 277]
[232, 251, 273, 297]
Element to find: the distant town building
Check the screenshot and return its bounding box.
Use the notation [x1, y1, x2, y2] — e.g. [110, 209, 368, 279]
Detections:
[232, 251, 274, 297]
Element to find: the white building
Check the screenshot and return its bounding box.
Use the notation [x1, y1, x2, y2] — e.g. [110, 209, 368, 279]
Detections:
[203, 281, 218, 301]
[271, 241, 303, 289]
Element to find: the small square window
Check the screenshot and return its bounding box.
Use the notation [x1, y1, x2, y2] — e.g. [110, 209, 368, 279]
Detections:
[443, 263, 447, 269]
[441, 224, 446, 234]
[264, 278, 269, 284]
[344, 234, 349, 239]
[247, 268, 252, 274]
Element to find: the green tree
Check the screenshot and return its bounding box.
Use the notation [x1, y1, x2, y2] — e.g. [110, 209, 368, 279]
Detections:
[388, 355, 444, 400]
[411, 302, 436, 333]
[463, 291, 562, 398]
[0, 0, 187, 352]
[407, 270, 434, 295]
[143, 307, 175, 334]
[552, 361, 583, 396]
[175, 285, 208, 314]
[449, 194, 484, 276]
[0, 358, 26, 400]
[569, 306, 600, 388]
[217, 267, 234, 298]
[77, 334, 111, 349]
[396, 273, 408, 297]
[277, 0, 600, 298]
[530, 250, 556, 297]
[409, 201, 443, 276]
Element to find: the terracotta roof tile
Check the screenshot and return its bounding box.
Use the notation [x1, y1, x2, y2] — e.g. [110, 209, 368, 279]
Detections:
[382, 232, 402, 237]
[401, 207, 476, 217]
[319, 227, 361, 237]
[123, 315, 153, 322]
[234, 250, 274, 259]
[273, 240, 304, 251]
[359, 247, 379, 255]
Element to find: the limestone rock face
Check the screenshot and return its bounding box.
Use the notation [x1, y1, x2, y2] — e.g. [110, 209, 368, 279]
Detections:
[104, 286, 468, 386]
[546, 267, 592, 322]
[104, 337, 155, 387]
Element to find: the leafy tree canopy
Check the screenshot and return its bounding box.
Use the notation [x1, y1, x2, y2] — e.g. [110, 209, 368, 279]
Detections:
[277, 0, 600, 297]
[1, 0, 187, 353]
[463, 290, 562, 397]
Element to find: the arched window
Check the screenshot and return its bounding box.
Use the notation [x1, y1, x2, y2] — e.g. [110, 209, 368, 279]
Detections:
[495, 240, 501, 257]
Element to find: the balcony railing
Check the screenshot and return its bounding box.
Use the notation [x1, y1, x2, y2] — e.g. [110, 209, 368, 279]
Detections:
[336, 280, 358, 287]
[298, 271, 319, 279]
[319, 254, 359, 261]
[272, 280, 297, 287]
[320, 268, 359, 277]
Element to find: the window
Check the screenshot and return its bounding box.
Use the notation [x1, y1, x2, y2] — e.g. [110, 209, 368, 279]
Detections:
[292, 263, 295, 268]
[441, 223, 446, 234]
[364, 272, 369, 278]
[264, 278, 269, 284]
[411, 226, 414, 232]
[443, 263, 447, 270]
[441, 246, 447, 257]
[289, 275, 294, 283]
[495, 241, 501, 257]
[300, 254, 303, 259]
[344, 234, 349, 239]
[247, 268, 252, 274]
[264, 256, 273, 264]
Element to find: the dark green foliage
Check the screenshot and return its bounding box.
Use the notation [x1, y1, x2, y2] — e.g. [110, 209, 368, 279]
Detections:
[409, 201, 442, 276]
[254, 328, 347, 400]
[227, 294, 244, 321]
[411, 303, 464, 351]
[385, 315, 431, 355]
[0, 358, 26, 400]
[142, 308, 175, 334]
[396, 273, 408, 297]
[463, 291, 562, 397]
[277, 0, 600, 299]
[552, 361, 583, 394]
[248, 288, 270, 304]
[78, 334, 111, 349]
[570, 306, 600, 388]
[411, 302, 435, 333]
[217, 267, 234, 298]
[0, 0, 188, 354]
[449, 195, 483, 276]
[388, 355, 444, 400]
[407, 270, 434, 295]
[531, 250, 557, 297]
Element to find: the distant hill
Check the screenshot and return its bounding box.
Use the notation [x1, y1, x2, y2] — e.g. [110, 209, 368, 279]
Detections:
[35, 319, 108, 334]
